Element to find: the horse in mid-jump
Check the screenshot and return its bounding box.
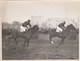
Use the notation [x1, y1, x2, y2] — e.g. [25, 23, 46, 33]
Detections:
[7, 25, 39, 49]
[49, 24, 78, 47]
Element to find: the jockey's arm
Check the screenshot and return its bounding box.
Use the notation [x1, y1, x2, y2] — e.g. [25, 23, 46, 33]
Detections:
[63, 26, 65, 28]
[28, 23, 32, 27]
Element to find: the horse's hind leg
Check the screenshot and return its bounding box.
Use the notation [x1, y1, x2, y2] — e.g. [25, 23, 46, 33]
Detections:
[7, 37, 12, 46]
[7, 38, 10, 46]
[50, 37, 52, 42]
[49, 35, 52, 42]
[49, 35, 55, 44]
[27, 39, 30, 46]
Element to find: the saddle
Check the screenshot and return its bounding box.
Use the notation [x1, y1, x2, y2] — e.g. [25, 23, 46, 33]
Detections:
[59, 32, 63, 37]
[23, 28, 31, 34]
[59, 27, 66, 37]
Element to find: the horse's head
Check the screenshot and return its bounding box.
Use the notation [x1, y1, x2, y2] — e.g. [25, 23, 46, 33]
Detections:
[67, 24, 77, 31]
[32, 25, 39, 33]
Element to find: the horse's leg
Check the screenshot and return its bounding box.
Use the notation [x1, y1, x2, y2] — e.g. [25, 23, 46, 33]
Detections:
[23, 40, 27, 49]
[61, 38, 65, 45]
[7, 37, 11, 46]
[58, 38, 65, 47]
[61, 38, 65, 44]
[27, 39, 30, 46]
[49, 34, 53, 42]
[49, 35, 52, 42]
[14, 38, 18, 45]
[7, 36, 12, 46]
[49, 34, 54, 44]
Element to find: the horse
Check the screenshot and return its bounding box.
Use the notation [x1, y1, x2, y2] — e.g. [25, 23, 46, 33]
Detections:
[7, 25, 39, 49]
[2, 28, 12, 38]
[49, 24, 78, 47]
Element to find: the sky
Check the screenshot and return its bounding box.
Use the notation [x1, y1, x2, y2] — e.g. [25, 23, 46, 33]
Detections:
[1, 1, 80, 28]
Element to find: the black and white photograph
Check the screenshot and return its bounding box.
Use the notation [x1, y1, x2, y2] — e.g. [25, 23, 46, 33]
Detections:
[1, 0, 79, 60]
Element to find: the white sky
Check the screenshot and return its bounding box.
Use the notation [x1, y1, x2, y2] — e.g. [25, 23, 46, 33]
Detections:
[2, 1, 80, 28]
[5, 2, 65, 22]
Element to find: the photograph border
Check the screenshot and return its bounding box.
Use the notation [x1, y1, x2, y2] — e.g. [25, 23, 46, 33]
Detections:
[0, 0, 80, 61]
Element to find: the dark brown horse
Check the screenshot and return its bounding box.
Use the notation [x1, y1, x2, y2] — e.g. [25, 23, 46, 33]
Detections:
[49, 24, 78, 47]
[2, 28, 12, 38]
[7, 25, 39, 49]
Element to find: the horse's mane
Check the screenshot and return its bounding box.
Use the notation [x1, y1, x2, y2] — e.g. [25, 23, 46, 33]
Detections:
[25, 25, 39, 33]
[65, 24, 74, 30]
[62, 24, 76, 35]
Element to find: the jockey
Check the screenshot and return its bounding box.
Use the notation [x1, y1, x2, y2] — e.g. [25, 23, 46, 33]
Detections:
[20, 19, 32, 32]
[55, 21, 66, 36]
[58, 21, 66, 31]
